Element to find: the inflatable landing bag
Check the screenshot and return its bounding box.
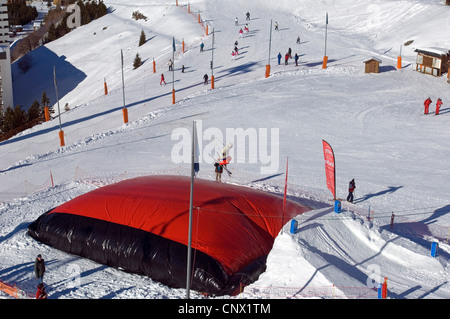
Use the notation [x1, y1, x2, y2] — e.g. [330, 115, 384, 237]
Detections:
[28, 175, 310, 295]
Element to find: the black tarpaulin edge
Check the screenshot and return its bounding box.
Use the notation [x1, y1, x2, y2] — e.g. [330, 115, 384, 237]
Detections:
[27, 211, 266, 296]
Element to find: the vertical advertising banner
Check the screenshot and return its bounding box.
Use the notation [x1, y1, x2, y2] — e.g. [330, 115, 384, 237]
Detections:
[322, 140, 336, 199]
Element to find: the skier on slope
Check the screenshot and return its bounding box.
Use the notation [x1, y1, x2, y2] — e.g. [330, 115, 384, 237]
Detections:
[277, 52, 282, 65]
[274, 21, 279, 31]
[168, 59, 173, 71]
[294, 53, 299, 66]
[200, 42, 204, 52]
[34, 254, 45, 284]
[36, 283, 48, 299]
[435, 98, 443, 115]
[246, 12, 250, 21]
[424, 97, 432, 114]
[347, 179, 356, 203]
[160, 73, 166, 85]
[203, 73, 209, 85]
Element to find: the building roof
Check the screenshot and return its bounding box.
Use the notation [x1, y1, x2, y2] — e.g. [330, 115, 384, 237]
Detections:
[415, 47, 450, 58]
[363, 57, 382, 64]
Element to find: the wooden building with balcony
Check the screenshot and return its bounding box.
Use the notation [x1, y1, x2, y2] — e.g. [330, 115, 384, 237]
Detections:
[415, 47, 450, 77]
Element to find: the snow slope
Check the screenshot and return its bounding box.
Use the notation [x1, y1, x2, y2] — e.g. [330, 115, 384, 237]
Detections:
[1, 0, 450, 300]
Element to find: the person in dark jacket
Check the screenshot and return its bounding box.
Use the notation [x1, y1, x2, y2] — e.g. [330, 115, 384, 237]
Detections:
[347, 179, 356, 203]
[214, 162, 223, 182]
[203, 73, 209, 85]
[34, 254, 45, 284]
[36, 283, 48, 299]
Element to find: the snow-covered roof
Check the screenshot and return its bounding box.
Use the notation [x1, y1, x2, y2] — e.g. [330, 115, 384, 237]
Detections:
[363, 57, 382, 63]
[415, 47, 450, 58]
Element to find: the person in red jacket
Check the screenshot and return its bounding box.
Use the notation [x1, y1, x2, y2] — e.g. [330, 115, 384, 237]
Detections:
[424, 97, 432, 114]
[435, 98, 443, 115]
[160, 73, 166, 86]
[36, 283, 48, 299]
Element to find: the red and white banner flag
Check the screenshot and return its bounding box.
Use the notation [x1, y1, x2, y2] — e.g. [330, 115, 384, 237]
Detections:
[322, 140, 336, 199]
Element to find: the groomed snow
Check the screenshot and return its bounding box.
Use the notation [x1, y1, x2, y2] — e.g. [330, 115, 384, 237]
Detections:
[1, 0, 450, 300]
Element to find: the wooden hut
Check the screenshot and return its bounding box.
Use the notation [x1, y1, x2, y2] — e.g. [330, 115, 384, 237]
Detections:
[415, 47, 449, 76]
[363, 58, 382, 74]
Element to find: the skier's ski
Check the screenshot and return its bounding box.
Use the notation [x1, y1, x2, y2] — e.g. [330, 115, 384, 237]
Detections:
[222, 164, 233, 177]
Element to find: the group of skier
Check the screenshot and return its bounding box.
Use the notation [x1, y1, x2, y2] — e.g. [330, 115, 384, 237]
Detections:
[424, 97, 443, 115]
[278, 49, 300, 66]
[158, 11, 304, 90]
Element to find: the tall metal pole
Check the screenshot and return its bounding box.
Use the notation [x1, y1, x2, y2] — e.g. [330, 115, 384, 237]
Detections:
[53, 66, 62, 132]
[121, 49, 126, 109]
[211, 28, 215, 89]
[322, 12, 329, 69]
[121, 49, 129, 123]
[186, 120, 196, 299]
[172, 37, 176, 104]
[53, 66, 65, 146]
[324, 12, 328, 57]
[268, 19, 272, 65]
[265, 19, 273, 78]
[172, 45, 175, 91]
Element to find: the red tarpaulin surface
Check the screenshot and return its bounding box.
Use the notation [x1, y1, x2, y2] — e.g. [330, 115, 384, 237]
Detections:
[49, 175, 310, 275]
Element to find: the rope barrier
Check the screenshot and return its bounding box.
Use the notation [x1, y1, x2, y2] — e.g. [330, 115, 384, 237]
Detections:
[240, 284, 378, 299]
